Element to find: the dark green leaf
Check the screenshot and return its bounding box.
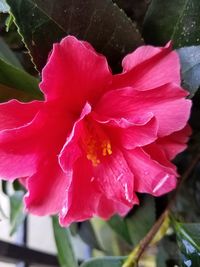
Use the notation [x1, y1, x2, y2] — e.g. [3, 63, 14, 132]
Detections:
[113, 0, 150, 30]
[126, 196, 156, 245]
[81, 256, 126, 267]
[143, 0, 200, 48]
[177, 46, 200, 97]
[172, 162, 200, 222]
[174, 222, 200, 267]
[6, 0, 142, 72]
[9, 191, 26, 236]
[0, 57, 42, 101]
[2, 180, 8, 195]
[78, 221, 103, 250]
[0, 0, 9, 12]
[0, 37, 22, 68]
[13, 180, 25, 191]
[107, 215, 132, 245]
[52, 216, 77, 267]
[156, 236, 180, 267]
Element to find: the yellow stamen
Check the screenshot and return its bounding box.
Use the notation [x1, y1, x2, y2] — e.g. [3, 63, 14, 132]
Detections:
[101, 140, 112, 156]
[83, 123, 112, 166]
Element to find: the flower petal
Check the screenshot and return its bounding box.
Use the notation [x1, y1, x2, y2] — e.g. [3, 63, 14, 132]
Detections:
[0, 103, 73, 181]
[112, 42, 181, 90]
[24, 156, 69, 215]
[58, 102, 91, 172]
[156, 125, 191, 160]
[0, 99, 43, 131]
[93, 148, 136, 207]
[94, 115, 158, 149]
[40, 36, 112, 113]
[122, 42, 171, 71]
[59, 156, 102, 226]
[0, 124, 39, 180]
[124, 147, 177, 196]
[97, 195, 135, 219]
[95, 84, 191, 136]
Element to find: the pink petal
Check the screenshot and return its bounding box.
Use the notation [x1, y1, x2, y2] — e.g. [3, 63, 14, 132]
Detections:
[0, 103, 73, 181]
[24, 156, 69, 215]
[156, 125, 192, 160]
[59, 103, 137, 225]
[93, 115, 158, 149]
[40, 36, 112, 113]
[95, 84, 191, 136]
[58, 103, 102, 224]
[124, 147, 177, 196]
[59, 156, 102, 226]
[97, 195, 135, 219]
[93, 147, 136, 207]
[58, 102, 91, 172]
[112, 42, 181, 91]
[0, 99, 43, 131]
[122, 42, 171, 71]
[0, 124, 40, 180]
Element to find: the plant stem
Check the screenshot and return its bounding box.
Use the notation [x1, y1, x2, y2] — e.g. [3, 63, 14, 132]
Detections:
[122, 149, 200, 267]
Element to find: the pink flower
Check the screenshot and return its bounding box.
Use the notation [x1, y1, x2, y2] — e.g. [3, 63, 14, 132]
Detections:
[0, 36, 191, 225]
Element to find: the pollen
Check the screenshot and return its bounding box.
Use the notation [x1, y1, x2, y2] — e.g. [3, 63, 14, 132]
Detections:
[102, 140, 112, 156]
[85, 136, 112, 167]
[86, 137, 100, 166]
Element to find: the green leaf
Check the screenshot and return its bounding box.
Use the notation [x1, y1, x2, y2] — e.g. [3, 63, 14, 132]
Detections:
[52, 216, 77, 267]
[0, 57, 42, 101]
[126, 196, 156, 245]
[107, 215, 132, 245]
[6, 0, 142, 72]
[9, 191, 26, 236]
[177, 45, 200, 97]
[174, 222, 200, 267]
[5, 14, 14, 32]
[0, 0, 9, 12]
[78, 221, 103, 251]
[0, 37, 22, 68]
[113, 0, 150, 29]
[143, 0, 200, 48]
[81, 256, 126, 267]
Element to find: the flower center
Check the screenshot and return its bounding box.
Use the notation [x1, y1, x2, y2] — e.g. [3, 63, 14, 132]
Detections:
[83, 120, 112, 166]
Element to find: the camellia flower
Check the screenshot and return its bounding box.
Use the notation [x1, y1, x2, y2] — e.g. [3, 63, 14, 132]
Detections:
[0, 36, 191, 225]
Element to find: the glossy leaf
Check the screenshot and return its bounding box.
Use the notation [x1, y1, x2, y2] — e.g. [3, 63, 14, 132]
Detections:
[174, 222, 200, 267]
[143, 0, 200, 48]
[113, 0, 150, 29]
[52, 216, 77, 267]
[178, 46, 200, 97]
[9, 191, 26, 236]
[0, 0, 9, 12]
[0, 57, 42, 101]
[107, 215, 132, 245]
[126, 196, 156, 245]
[6, 0, 142, 72]
[78, 221, 103, 250]
[81, 256, 126, 267]
[0, 37, 22, 68]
